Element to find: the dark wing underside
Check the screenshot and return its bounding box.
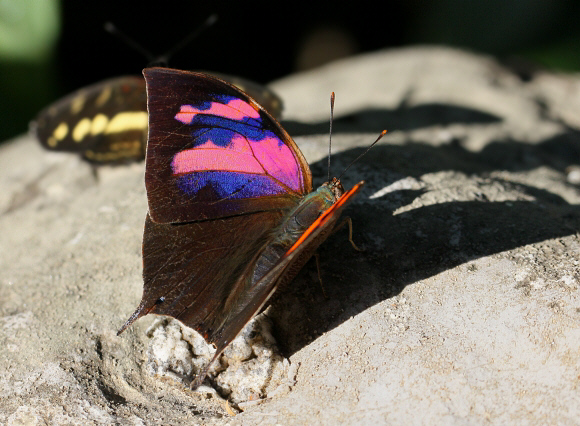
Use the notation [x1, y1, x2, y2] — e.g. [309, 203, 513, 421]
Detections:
[118, 209, 288, 342]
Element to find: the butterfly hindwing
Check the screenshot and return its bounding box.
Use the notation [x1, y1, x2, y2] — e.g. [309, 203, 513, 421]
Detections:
[118, 209, 286, 338]
[33, 76, 148, 163]
[209, 182, 364, 350]
[143, 67, 312, 224]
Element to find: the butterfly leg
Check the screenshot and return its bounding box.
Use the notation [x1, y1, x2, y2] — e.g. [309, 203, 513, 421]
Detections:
[90, 164, 100, 182]
[333, 216, 363, 252]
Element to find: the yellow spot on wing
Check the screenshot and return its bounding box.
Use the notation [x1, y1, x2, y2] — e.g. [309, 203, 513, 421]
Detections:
[105, 111, 147, 134]
[91, 114, 109, 135]
[94, 87, 112, 107]
[47, 137, 57, 147]
[53, 122, 69, 141]
[72, 118, 91, 142]
[70, 94, 86, 115]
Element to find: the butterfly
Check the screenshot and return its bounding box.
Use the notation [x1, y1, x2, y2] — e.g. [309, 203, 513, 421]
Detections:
[117, 67, 374, 389]
[31, 73, 283, 163]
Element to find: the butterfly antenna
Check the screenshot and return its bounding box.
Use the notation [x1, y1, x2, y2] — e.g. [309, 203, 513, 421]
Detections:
[104, 21, 156, 63]
[337, 130, 388, 180]
[157, 14, 219, 66]
[104, 14, 219, 67]
[328, 92, 335, 182]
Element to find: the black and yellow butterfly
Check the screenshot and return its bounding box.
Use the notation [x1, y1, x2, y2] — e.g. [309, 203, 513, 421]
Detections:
[32, 73, 283, 164]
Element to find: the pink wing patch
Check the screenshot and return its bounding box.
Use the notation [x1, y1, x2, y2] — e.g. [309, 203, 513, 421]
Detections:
[175, 99, 260, 124]
[171, 98, 304, 193]
[253, 136, 302, 192]
[172, 135, 261, 175]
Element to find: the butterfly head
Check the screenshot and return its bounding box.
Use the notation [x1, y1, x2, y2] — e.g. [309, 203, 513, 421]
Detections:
[320, 177, 345, 203]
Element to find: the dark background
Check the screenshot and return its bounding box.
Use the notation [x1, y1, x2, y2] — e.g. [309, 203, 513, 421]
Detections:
[1, 0, 579, 142]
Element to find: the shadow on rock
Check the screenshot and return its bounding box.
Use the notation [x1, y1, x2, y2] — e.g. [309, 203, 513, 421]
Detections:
[270, 133, 580, 356]
[282, 103, 502, 136]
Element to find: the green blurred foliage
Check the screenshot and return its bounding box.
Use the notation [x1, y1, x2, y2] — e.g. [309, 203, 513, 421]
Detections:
[0, 0, 60, 62]
[521, 37, 580, 72]
[406, 0, 580, 73]
[0, 0, 60, 142]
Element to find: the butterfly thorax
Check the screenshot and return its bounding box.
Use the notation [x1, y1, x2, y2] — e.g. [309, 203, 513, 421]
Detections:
[285, 180, 344, 238]
[250, 181, 344, 286]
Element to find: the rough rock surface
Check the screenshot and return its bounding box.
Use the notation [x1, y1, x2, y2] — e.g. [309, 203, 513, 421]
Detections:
[1, 46, 579, 424]
[146, 314, 292, 406]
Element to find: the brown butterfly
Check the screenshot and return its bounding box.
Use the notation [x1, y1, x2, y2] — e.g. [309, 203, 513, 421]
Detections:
[117, 68, 385, 389]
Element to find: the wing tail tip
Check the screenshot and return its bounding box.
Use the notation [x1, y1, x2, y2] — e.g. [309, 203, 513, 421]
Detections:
[116, 302, 149, 336]
[190, 346, 224, 390]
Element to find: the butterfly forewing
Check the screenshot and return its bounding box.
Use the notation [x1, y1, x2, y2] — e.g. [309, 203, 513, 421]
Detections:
[210, 72, 284, 120]
[143, 67, 312, 224]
